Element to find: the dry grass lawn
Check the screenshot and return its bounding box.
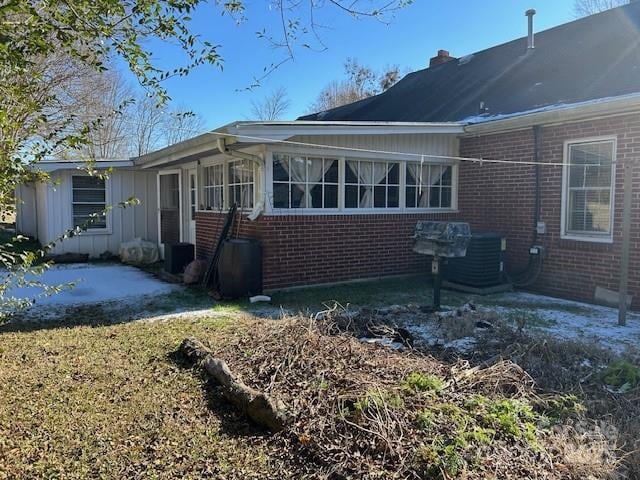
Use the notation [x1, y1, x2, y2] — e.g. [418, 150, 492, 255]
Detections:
[0, 315, 302, 479]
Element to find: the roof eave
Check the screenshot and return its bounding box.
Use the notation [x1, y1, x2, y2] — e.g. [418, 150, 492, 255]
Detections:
[463, 93, 640, 135]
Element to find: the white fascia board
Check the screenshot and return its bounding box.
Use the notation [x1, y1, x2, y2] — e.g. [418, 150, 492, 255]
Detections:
[463, 93, 640, 135]
[134, 132, 217, 168]
[36, 160, 133, 172]
[227, 121, 465, 139]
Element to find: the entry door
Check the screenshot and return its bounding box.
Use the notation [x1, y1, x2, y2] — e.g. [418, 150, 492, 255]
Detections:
[158, 171, 182, 253]
[188, 169, 197, 245]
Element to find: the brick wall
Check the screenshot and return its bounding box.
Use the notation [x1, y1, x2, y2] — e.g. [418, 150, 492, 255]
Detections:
[195, 211, 261, 261]
[460, 113, 640, 307]
[196, 211, 454, 290]
[258, 213, 455, 290]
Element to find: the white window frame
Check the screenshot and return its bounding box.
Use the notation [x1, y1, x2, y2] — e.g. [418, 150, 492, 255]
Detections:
[271, 153, 340, 210]
[561, 136, 616, 243]
[263, 147, 459, 215]
[405, 162, 455, 210]
[227, 158, 257, 211]
[200, 163, 225, 212]
[343, 159, 401, 211]
[196, 157, 258, 213]
[70, 174, 111, 234]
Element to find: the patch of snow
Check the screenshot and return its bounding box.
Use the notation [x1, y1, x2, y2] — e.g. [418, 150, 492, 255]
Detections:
[458, 54, 475, 65]
[462, 92, 640, 125]
[443, 337, 477, 352]
[360, 337, 405, 350]
[484, 292, 640, 354]
[5, 263, 176, 308]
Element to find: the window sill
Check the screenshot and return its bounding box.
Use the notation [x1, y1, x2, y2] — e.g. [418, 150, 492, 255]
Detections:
[560, 233, 613, 244]
[76, 228, 112, 236]
[263, 208, 459, 216]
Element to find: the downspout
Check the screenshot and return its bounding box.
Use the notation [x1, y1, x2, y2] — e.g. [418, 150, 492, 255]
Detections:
[216, 137, 265, 221]
[510, 125, 544, 287]
[532, 125, 542, 243]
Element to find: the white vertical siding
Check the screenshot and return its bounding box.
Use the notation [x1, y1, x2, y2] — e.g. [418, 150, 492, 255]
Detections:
[290, 133, 460, 158]
[15, 184, 38, 237]
[36, 169, 158, 257]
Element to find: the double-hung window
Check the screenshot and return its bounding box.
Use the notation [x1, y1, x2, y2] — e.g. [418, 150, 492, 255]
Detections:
[345, 160, 400, 209]
[563, 139, 615, 241]
[71, 176, 107, 230]
[406, 163, 453, 209]
[202, 164, 224, 210]
[228, 159, 255, 210]
[272, 154, 339, 209]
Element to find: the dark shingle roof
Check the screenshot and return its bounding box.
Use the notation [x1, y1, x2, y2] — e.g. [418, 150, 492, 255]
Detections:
[300, 3, 640, 123]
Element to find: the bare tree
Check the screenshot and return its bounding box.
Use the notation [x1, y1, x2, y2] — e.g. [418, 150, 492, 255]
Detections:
[311, 59, 402, 112]
[128, 95, 164, 157]
[250, 87, 292, 120]
[574, 0, 629, 16]
[161, 107, 207, 146]
[73, 69, 133, 160]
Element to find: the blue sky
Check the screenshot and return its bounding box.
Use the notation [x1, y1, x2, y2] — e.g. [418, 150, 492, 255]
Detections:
[137, 0, 576, 128]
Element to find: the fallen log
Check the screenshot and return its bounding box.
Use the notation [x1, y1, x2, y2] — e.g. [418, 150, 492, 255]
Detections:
[179, 337, 288, 432]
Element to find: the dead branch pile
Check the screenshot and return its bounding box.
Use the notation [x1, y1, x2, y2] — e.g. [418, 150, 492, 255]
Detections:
[186, 314, 619, 479]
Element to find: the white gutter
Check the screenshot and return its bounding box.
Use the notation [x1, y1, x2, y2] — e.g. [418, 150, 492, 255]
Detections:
[463, 93, 640, 135]
[36, 160, 133, 173]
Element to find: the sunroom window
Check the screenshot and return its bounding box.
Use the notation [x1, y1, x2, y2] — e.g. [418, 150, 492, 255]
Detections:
[272, 154, 339, 209]
[345, 160, 400, 209]
[202, 164, 224, 210]
[71, 176, 107, 229]
[564, 139, 615, 239]
[406, 163, 453, 209]
[228, 159, 255, 210]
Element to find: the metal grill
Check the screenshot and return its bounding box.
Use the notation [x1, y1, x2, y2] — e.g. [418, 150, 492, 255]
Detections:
[412, 221, 471, 309]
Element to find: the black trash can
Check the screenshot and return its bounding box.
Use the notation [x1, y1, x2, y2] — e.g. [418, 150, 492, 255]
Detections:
[164, 242, 194, 274]
[217, 239, 262, 299]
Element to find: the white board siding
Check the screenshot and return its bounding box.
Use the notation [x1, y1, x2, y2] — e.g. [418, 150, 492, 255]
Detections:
[38, 169, 158, 257]
[289, 134, 460, 159]
[15, 184, 37, 237]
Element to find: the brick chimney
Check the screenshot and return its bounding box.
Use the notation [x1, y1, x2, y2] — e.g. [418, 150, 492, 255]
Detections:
[429, 50, 454, 68]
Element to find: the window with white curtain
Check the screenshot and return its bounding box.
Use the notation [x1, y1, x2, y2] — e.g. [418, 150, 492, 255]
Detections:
[202, 164, 224, 210]
[345, 160, 400, 209]
[405, 163, 453, 209]
[71, 176, 107, 229]
[272, 154, 339, 208]
[228, 159, 255, 209]
[563, 139, 615, 239]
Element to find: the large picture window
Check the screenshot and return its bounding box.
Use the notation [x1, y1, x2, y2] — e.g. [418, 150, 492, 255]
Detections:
[228, 159, 255, 210]
[273, 154, 339, 209]
[406, 163, 453, 209]
[71, 176, 107, 229]
[345, 160, 400, 209]
[563, 139, 615, 240]
[202, 164, 224, 210]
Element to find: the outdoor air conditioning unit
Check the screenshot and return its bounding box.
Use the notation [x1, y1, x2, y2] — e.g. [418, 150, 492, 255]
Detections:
[444, 232, 507, 290]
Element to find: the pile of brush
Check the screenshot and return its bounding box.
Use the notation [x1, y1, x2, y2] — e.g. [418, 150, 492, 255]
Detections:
[180, 310, 620, 479]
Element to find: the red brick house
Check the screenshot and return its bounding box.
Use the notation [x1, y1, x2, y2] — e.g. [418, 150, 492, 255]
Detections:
[134, 4, 640, 307]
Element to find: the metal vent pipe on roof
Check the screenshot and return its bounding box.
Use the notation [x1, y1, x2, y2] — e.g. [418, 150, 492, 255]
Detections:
[526, 9, 536, 50]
